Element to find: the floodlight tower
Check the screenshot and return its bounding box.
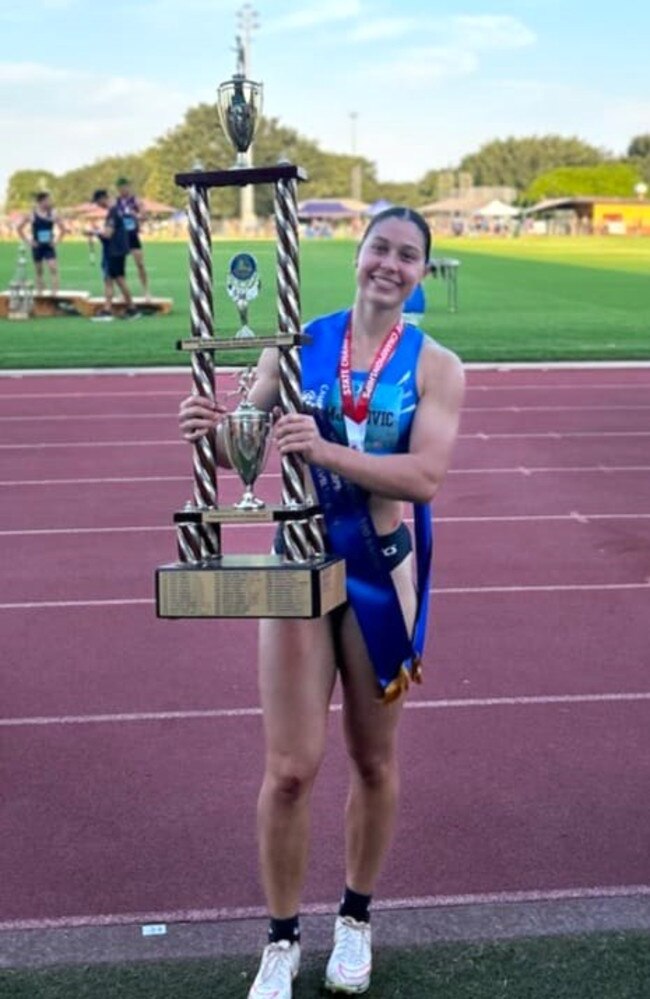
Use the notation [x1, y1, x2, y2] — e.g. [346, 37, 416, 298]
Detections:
[236, 2, 260, 230]
[349, 111, 362, 202]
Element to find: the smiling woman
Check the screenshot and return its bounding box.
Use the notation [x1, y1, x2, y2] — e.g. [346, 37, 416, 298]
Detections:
[178, 205, 465, 998]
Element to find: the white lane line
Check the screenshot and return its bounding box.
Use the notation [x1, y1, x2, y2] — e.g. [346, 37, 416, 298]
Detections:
[2, 692, 650, 729]
[0, 412, 176, 422]
[466, 384, 650, 392]
[0, 390, 186, 399]
[3, 512, 650, 538]
[4, 431, 650, 451]
[3, 431, 650, 453]
[449, 465, 650, 474]
[463, 405, 650, 412]
[0, 476, 190, 486]
[462, 431, 650, 438]
[0, 439, 184, 450]
[4, 404, 650, 421]
[1, 382, 649, 400]
[3, 465, 650, 486]
[1, 883, 649, 931]
[1, 583, 649, 611]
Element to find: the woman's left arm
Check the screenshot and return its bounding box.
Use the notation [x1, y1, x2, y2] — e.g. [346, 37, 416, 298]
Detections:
[274, 344, 465, 503]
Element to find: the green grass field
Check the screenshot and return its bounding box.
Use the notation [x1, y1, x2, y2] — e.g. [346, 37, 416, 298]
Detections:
[0, 236, 648, 369]
[1, 932, 649, 998]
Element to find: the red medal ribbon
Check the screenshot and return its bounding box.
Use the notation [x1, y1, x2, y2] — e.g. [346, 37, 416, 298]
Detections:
[339, 319, 403, 449]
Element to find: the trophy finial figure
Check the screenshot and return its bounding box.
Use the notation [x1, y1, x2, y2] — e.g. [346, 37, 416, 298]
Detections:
[236, 366, 257, 403]
[216, 70, 263, 168]
[233, 34, 245, 76]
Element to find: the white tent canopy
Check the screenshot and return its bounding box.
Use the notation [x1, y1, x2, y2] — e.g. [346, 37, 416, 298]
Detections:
[474, 199, 520, 217]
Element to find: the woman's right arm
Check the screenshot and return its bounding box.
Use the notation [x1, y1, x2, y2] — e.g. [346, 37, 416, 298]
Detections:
[177, 347, 281, 466]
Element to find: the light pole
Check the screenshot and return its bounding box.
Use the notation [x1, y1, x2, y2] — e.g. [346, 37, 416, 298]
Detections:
[349, 111, 358, 155]
[236, 3, 260, 230]
[349, 111, 362, 202]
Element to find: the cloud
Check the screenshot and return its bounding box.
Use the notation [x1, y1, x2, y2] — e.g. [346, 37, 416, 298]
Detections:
[347, 17, 419, 42]
[266, 0, 361, 33]
[357, 46, 478, 84]
[348, 14, 535, 88]
[0, 62, 80, 83]
[450, 15, 536, 51]
[0, 62, 199, 200]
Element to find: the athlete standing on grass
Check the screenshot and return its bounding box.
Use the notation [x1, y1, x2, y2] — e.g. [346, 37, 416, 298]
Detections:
[86, 189, 140, 321]
[17, 191, 68, 294]
[116, 177, 151, 299]
[178, 207, 465, 997]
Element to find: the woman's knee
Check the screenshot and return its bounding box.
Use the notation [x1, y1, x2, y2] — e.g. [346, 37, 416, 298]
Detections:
[348, 749, 398, 790]
[264, 752, 322, 804]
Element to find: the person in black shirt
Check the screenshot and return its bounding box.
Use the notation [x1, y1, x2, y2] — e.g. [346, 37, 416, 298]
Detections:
[86, 189, 139, 320]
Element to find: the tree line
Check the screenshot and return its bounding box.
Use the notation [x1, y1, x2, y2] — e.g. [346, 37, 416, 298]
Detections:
[5, 98, 650, 212]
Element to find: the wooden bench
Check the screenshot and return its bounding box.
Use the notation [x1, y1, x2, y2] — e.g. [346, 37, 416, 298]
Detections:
[0, 292, 173, 319]
[80, 297, 174, 318]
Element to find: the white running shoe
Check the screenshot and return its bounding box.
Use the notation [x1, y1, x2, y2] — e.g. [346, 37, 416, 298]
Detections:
[325, 915, 372, 994]
[247, 940, 300, 999]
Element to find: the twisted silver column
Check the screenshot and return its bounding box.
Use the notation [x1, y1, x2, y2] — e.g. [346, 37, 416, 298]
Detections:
[177, 182, 221, 562]
[274, 177, 325, 559]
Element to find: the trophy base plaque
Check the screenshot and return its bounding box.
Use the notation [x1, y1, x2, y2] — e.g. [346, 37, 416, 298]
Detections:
[156, 554, 346, 619]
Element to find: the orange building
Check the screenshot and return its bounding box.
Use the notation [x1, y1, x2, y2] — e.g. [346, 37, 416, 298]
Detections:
[526, 197, 650, 235]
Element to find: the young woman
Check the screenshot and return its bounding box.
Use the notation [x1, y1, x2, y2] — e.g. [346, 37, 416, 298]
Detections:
[179, 207, 465, 997]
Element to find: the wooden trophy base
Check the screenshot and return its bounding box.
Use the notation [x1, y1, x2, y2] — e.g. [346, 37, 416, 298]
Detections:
[156, 554, 346, 619]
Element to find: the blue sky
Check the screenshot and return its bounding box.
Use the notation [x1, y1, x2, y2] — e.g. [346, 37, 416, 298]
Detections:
[1, 0, 648, 203]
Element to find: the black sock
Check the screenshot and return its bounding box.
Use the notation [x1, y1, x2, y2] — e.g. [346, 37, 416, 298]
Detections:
[339, 886, 372, 923]
[268, 915, 300, 944]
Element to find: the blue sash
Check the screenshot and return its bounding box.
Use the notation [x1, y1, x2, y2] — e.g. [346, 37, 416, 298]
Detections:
[303, 310, 433, 701]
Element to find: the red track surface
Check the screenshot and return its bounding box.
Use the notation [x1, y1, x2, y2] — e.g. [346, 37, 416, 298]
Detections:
[1, 367, 650, 930]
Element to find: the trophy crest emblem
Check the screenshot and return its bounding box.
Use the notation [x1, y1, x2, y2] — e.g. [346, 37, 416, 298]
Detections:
[226, 252, 260, 338]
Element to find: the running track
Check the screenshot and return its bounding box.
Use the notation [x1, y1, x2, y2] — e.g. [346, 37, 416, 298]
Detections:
[1, 366, 650, 932]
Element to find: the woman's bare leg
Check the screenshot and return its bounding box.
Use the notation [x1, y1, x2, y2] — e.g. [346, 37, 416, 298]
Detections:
[339, 556, 416, 893]
[257, 616, 337, 917]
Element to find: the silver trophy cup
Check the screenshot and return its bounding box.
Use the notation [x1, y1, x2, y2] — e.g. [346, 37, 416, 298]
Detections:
[217, 73, 263, 168]
[222, 402, 271, 509]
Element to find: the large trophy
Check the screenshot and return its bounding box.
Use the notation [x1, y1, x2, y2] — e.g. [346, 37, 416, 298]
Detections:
[155, 64, 346, 620]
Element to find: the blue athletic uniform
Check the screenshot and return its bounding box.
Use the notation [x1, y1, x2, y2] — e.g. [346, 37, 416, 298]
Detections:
[117, 194, 142, 251]
[300, 309, 433, 698]
[31, 211, 56, 263]
[99, 206, 129, 279]
[302, 309, 423, 456]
